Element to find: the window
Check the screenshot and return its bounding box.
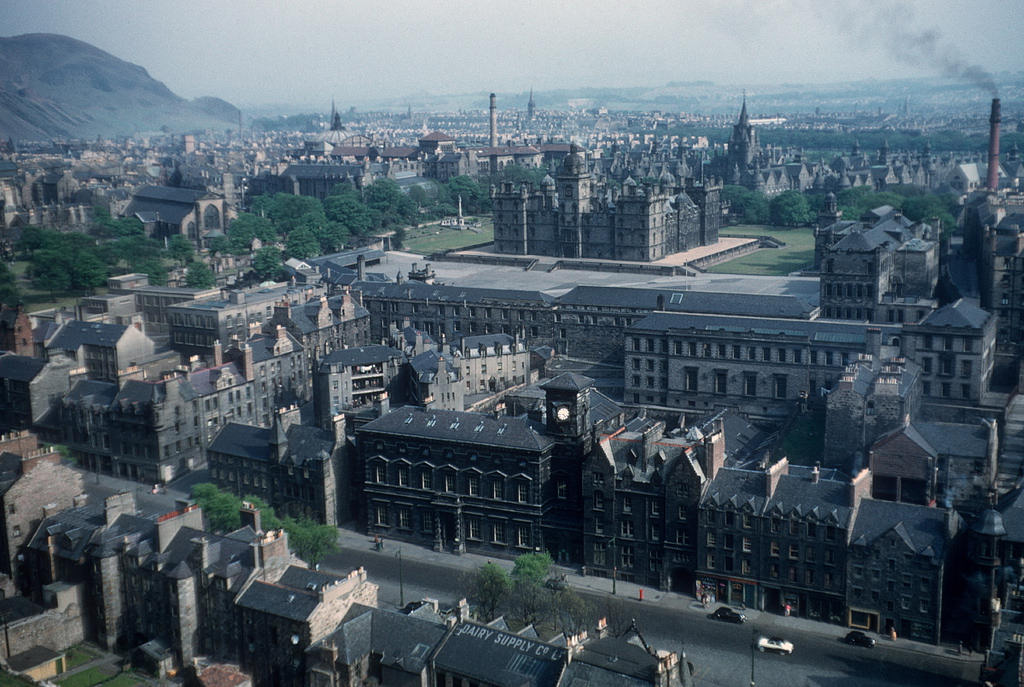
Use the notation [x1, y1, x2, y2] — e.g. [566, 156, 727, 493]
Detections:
[684, 367, 698, 391]
[621, 520, 635, 537]
[767, 540, 777, 556]
[398, 465, 409, 487]
[623, 496, 632, 513]
[706, 531, 716, 546]
[374, 504, 387, 526]
[420, 471, 431, 489]
[621, 546, 635, 568]
[444, 473, 455, 492]
[773, 375, 787, 399]
[398, 507, 411, 529]
[467, 517, 481, 540]
[468, 474, 480, 496]
[517, 526, 530, 548]
[594, 542, 607, 565]
[593, 492, 604, 511]
[491, 523, 506, 544]
[677, 504, 688, 520]
[744, 374, 757, 397]
[715, 371, 727, 394]
[742, 537, 752, 553]
[373, 463, 386, 483]
[557, 479, 567, 499]
[593, 472, 605, 486]
[789, 520, 800, 536]
[788, 544, 799, 560]
[491, 479, 503, 499]
[516, 482, 529, 503]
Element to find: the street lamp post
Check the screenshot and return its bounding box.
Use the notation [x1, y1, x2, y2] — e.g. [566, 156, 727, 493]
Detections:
[750, 627, 756, 687]
[396, 547, 404, 608]
[610, 536, 617, 595]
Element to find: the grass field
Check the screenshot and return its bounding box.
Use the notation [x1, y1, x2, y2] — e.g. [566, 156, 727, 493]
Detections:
[402, 218, 494, 255]
[10, 260, 103, 313]
[707, 225, 815, 276]
[56, 666, 117, 687]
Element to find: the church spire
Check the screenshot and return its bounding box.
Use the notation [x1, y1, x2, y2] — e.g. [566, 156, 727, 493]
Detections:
[738, 90, 749, 126]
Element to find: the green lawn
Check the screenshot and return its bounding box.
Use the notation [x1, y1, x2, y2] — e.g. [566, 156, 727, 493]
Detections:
[56, 665, 117, 687]
[402, 218, 494, 255]
[11, 260, 105, 313]
[707, 225, 815, 276]
[101, 673, 147, 687]
[0, 672, 34, 687]
[63, 645, 100, 671]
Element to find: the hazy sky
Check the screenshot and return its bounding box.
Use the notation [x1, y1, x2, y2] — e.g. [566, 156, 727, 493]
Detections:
[3, 0, 1021, 108]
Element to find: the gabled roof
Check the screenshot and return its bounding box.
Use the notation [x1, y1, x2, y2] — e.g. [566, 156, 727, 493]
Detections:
[540, 372, 593, 392]
[0, 353, 47, 382]
[209, 423, 271, 461]
[850, 499, 950, 560]
[433, 622, 567, 687]
[918, 299, 990, 329]
[320, 345, 403, 369]
[47, 320, 131, 350]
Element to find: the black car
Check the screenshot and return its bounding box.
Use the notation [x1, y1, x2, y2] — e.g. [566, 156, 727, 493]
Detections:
[708, 606, 746, 624]
[843, 630, 876, 648]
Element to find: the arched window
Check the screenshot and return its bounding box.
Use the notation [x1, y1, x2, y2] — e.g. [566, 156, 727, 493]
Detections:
[203, 204, 221, 230]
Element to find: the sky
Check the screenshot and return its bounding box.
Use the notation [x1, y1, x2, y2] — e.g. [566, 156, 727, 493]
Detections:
[2, 0, 1021, 109]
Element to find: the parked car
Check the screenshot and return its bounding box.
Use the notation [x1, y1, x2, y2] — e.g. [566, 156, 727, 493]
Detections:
[757, 636, 794, 655]
[843, 630, 876, 648]
[707, 606, 746, 624]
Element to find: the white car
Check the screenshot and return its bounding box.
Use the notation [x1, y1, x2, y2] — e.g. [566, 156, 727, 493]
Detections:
[757, 636, 794, 655]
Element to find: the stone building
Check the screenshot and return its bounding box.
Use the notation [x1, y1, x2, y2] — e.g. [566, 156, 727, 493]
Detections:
[55, 375, 204, 483]
[823, 353, 922, 472]
[698, 459, 870, 621]
[313, 345, 405, 424]
[0, 433, 84, 591]
[125, 185, 227, 247]
[356, 373, 624, 563]
[979, 211, 1024, 354]
[207, 407, 345, 525]
[0, 353, 77, 432]
[491, 144, 721, 261]
[846, 499, 959, 643]
[901, 299, 996, 405]
[624, 312, 903, 419]
[264, 291, 370, 366]
[44, 320, 158, 383]
[816, 208, 939, 323]
[0, 304, 33, 355]
[222, 326, 310, 414]
[582, 414, 724, 592]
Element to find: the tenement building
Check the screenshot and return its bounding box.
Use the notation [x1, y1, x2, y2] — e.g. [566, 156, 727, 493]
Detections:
[491, 144, 721, 261]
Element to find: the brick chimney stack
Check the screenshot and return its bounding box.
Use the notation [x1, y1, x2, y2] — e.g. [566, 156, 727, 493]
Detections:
[489, 93, 497, 148]
[987, 98, 1001, 191]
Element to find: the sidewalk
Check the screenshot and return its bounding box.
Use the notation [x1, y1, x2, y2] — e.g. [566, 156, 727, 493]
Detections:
[335, 524, 980, 666]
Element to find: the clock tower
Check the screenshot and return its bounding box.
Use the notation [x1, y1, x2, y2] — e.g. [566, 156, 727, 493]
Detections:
[541, 372, 593, 439]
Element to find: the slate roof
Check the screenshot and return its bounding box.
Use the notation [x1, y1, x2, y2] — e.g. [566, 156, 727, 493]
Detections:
[630, 311, 898, 343]
[765, 466, 853, 525]
[236, 580, 320, 621]
[47, 320, 129, 350]
[409, 349, 458, 382]
[319, 604, 447, 673]
[0, 596, 45, 623]
[914, 421, 990, 458]
[359, 407, 553, 452]
[0, 353, 47, 382]
[27, 503, 158, 561]
[703, 467, 767, 512]
[849, 499, 950, 561]
[189, 363, 247, 395]
[133, 186, 210, 204]
[540, 372, 593, 392]
[320, 345, 403, 368]
[245, 331, 304, 363]
[433, 622, 567, 687]
[356, 280, 553, 306]
[918, 299, 990, 329]
[999, 488, 1024, 544]
[209, 423, 271, 461]
[570, 635, 664, 685]
[65, 379, 119, 408]
[281, 424, 335, 466]
[7, 645, 63, 672]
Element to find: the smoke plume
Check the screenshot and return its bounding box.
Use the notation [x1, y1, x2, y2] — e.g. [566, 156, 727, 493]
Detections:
[820, 0, 998, 97]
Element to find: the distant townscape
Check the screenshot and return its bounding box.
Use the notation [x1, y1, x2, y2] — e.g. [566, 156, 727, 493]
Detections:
[1, 30, 1024, 687]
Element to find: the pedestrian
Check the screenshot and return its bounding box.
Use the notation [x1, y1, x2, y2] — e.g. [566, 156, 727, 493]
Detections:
[374, 534, 381, 551]
[380, 535, 385, 551]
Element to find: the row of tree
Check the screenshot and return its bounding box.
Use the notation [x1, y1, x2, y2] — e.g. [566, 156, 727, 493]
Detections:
[190, 483, 339, 565]
[466, 553, 631, 635]
[722, 184, 959, 233]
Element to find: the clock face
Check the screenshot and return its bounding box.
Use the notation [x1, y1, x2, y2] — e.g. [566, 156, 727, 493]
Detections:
[555, 405, 571, 422]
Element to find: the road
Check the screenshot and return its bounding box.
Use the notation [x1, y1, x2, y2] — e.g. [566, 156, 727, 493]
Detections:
[321, 542, 978, 687]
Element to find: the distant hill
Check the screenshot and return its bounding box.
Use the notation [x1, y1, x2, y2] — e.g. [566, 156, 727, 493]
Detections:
[0, 33, 240, 140]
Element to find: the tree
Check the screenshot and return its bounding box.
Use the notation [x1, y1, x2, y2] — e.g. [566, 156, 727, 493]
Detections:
[206, 235, 231, 256]
[447, 176, 487, 214]
[552, 588, 594, 634]
[0, 263, 20, 306]
[283, 517, 339, 565]
[769, 190, 812, 227]
[167, 235, 194, 265]
[324, 194, 375, 237]
[266, 193, 326, 235]
[392, 226, 406, 251]
[252, 246, 283, 281]
[185, 261, 215, 288]
[228, 213, 276, 255]
[192, 483, 243, 532]
[285, 226, 319, 259]
[722, 185, 769, 225]
[511, 552, 553, 586]
[470, 562, 511, 621]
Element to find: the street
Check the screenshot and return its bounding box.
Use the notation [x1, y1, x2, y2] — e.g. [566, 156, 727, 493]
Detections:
[322, 540, 978, 687]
